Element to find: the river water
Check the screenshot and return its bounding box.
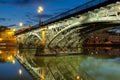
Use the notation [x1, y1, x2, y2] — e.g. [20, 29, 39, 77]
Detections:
[0, 47, 120, 80]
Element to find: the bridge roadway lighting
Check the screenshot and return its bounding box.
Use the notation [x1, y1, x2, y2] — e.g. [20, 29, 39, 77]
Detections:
[37, 6, 43, 25]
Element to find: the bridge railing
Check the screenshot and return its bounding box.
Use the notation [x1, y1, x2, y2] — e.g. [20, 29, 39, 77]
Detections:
[15, 0, 109, 35]
[42, 0, 108, 25]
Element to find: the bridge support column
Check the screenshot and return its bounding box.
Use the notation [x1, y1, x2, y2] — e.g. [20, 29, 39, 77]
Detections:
[41, 67, 44, 80]
[36, 29, 45, 56]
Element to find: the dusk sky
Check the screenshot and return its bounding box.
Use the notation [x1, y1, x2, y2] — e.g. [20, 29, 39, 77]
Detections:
[0, 0, 90, 29]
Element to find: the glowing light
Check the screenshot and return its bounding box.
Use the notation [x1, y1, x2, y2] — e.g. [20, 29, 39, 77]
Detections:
[96, 51, 98, 54]
[0, 50, 2, 54]
[19, 69, 22, 75]
[8, 32, 13, 35]
[76, 75, 80, 80]
[12, 28, 16, 31]
[17, 50, 19, 54]
[12, 59, 15, 64]
[7, 56, 11, 60]
[19, 22, 23, 27]
[37, 6, 43, 13]
[0, 38, 3, 41]
[91, 52, 94, 55]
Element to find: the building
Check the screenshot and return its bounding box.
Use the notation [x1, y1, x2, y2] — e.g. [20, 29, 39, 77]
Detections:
[0, 26, 16, 47]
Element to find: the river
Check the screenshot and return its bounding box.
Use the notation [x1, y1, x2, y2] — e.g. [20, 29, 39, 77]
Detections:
[0, 47, 120, 80]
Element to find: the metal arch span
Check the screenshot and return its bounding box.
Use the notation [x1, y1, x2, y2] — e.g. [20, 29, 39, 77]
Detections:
[47, 22, 82, 47]
[29, 32, 42, 41]
[47, 21, 120, 52]
[25, 32, 42, 43]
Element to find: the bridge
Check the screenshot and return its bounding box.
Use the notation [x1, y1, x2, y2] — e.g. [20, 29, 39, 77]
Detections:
[15, 0, 120, 55]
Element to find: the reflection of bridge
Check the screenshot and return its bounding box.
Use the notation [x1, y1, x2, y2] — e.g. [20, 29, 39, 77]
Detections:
[15, 0, 120, 54]
[16, 48, 120, 80]
[16, 49, 90, 80]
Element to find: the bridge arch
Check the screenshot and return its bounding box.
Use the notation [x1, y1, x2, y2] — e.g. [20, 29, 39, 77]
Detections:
[24, 32, 42, 48]
[48, 21, 120, 52]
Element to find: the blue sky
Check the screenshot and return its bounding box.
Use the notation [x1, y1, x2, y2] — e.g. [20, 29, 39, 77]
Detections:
[0, 0, 90, 29]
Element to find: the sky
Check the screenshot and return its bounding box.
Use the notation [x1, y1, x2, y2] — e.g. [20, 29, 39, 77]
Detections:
[0, 0, 91, 29]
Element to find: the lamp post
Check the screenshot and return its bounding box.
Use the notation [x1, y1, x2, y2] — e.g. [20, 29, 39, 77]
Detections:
[37, 6, 43, 25]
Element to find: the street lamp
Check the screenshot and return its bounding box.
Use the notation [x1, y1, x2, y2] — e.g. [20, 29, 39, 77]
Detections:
[19, 22, 24, 30]
[37, 6, 43, 25]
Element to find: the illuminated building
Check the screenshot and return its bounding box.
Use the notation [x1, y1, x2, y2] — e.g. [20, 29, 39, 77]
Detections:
[0, 26, 16, 47]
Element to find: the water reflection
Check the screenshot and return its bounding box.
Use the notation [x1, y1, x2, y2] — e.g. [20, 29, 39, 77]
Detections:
[83, 47, 120, 57]
[17, 47, 120, 80]
[0, 48, 16, 64]
[0, 47, 33, 80]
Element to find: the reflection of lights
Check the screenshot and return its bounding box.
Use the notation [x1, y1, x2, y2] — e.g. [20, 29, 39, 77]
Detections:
[0, 50, 2, 54]
[17, 50, 19, 54]
[7, 55, 15, 64]
[91, 52, 94, 55]
[7, 56, 11, 60]
[76, 75, 83, 80]
[0, 48, 16, 63]
[19, 69, 22, 75]
[12, 59, 15, 64]
[91, 36, 94, 38]
[96, 51, 98, 54]
[76, 75, 80, 80]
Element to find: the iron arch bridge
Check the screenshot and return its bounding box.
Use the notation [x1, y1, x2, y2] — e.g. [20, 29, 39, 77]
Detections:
[16, 1, 120, 54]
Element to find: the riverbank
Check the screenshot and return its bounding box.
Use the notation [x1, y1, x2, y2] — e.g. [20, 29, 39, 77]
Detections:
[82, 43, 120, 47]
